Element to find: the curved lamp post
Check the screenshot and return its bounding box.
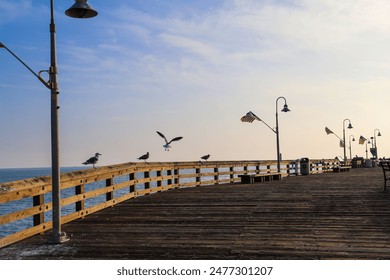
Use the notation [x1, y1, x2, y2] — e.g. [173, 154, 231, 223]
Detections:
[0, 0, 98, 244]
[373, 129, 381, 159]
[241, 96, 290, 173]
[275, 97, 290, 172]
[349, 135, 355, 160]
[343, 119, 353, 165]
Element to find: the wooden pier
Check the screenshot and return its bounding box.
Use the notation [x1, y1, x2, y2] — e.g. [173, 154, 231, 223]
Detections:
[1, 166, 389, 260]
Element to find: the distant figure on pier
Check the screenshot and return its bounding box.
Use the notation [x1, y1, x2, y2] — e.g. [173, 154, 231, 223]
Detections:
[156, 131, 183, 151]
[82, 153, 101, 168]
[138, 152, 149, 163]
[201, 154, 210, 162]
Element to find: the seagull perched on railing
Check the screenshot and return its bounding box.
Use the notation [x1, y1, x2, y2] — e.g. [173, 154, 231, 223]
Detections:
[138, 152, 149, 163]
[82, 153, 101, 168]
[201, 154, 210, 161]
[156, 131, 183, 151]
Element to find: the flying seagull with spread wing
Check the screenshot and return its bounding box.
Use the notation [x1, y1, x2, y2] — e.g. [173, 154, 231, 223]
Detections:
[156, 131, 183, 151]
[82, 153, 101, 168]
[138, 152, 149, 163]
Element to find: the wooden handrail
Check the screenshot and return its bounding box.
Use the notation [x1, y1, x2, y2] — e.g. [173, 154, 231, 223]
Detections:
[0, 159, 339, 248]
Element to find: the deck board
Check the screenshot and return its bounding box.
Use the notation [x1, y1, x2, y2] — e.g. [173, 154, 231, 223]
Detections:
[1, 167, 390, 259]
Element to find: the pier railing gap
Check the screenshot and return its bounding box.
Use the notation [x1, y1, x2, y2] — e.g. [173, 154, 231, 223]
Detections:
[0, 159, 338, 248]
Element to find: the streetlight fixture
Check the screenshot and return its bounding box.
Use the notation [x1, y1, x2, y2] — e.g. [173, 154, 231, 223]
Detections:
[325, 120, 352, 165]
[342, 119, 353, 165]
[0, 0, 98, 244]
[373, 129, 381, 159]
[358, 135, 369, 159]
[349, 135, 355, 160]
[241, 96, 290, 173]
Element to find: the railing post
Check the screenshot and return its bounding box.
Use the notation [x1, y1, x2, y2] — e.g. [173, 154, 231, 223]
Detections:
[230, 166, 234, 182]
[196, 166, 201, 186]
[144, 171, 150, 190]
[157, 170, 162, 189]
[106, 178, 114, 201]
[256, 164, 260, 175]
[75, 184, 85, 212]
[33, 194, 44, 227]
[214, 167, 219, 185]
[129, 172, 135, 193]
[167, 169, 173, 189]
[174, 169, 179, 188]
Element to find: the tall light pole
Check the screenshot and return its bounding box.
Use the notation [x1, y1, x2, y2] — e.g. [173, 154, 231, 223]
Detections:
[343, 119, 353, 166]
[373, 129, 381, 159]
[358, 135, 369, 159]
[0, 0, 98, 244]
[349, 135, 355, 160]
[275, 97, 290, 172]
[241, 97, 290, 173]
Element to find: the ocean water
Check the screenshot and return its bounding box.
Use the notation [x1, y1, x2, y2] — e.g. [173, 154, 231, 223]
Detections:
[0, 166, 88, 238]
[0, 166, 89, 183]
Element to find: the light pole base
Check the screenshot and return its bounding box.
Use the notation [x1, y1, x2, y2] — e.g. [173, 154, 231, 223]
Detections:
[49, 231, 70, 244]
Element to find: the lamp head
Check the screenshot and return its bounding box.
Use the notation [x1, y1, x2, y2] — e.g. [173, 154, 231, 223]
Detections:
[347, 123, 353, 129]
[378, 132, 382, 137]
[241, 111, 260, 123]
[65, 0, 98, 18]
[281, 104, 290, 112]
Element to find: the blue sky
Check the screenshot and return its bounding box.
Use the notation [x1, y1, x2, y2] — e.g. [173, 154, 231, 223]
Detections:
[0, 0, 389, 168]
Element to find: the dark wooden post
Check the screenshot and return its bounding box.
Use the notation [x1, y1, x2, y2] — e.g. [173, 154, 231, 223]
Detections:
[75, 184, 85, 212]
[196, 167, 201, 186]
[106, 178, 114, 201]
[33, 194, 44, 227]
[144, 171, 150, 190]
[174, 169, 179, 188]
[167, 169, 173, 188]
[157, 170, 162, 191]
[214, 167, 219, 185]
[129, 172, 135, 193]
[230, 166, 234, 182]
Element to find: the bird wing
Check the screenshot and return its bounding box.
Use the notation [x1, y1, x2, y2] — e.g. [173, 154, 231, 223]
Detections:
[83, 156, 97, 164]
[156, 131, 168, 144]
[168, 136, 183, 144]
[138, 153, 149, 160]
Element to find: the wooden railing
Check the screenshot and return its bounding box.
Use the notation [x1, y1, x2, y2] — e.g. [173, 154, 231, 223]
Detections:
[0, 159, 338, 248]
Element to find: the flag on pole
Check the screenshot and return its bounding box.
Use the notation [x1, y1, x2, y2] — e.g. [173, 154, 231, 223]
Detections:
[325, 127, 333, 135]
[359, 135, 366, 145]
[339, 140, 345, 148]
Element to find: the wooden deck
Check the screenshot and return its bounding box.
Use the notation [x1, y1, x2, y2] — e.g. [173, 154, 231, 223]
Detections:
[1, 167, 390, 260]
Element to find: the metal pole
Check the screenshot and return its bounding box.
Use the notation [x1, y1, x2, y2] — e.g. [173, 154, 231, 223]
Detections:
[49, 0, 68, 243]
[343, 123, 346, 165]
[374, 129, 380, 159]
[275, 105, 280, 173]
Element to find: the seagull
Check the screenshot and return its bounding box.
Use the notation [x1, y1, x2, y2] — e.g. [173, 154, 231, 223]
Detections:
[201, 154, 210, 161]
[82, 153, 101, 168]
[156, 131, 183, 151]
[138, 152, 149, 163]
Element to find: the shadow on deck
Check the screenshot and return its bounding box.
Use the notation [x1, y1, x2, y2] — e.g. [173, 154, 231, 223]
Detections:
[1, 168, 390, 260]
